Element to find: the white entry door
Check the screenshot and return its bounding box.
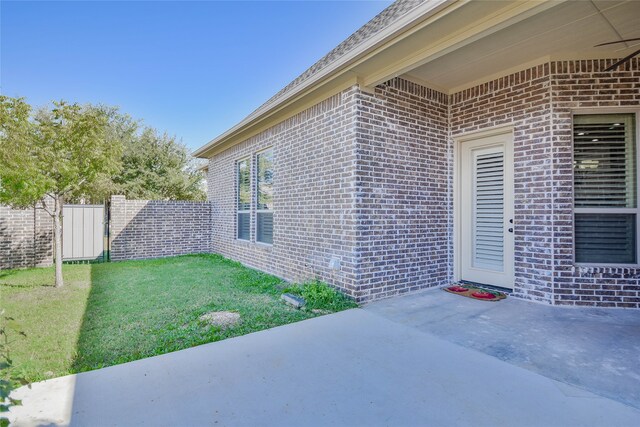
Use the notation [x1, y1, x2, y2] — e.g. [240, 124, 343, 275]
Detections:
[459, 132, 514, 289]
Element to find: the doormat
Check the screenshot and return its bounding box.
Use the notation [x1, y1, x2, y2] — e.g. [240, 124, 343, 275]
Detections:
[444, 284, 507, 301]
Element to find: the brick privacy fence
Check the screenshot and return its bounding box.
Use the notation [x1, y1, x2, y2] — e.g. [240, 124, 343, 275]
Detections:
[109, 195, 212, 261]
[0, 204, 53, 270]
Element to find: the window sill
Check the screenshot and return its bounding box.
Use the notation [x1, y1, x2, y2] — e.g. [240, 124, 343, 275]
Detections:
[233, 239, 273, 249]
[574, 263, 640, 269]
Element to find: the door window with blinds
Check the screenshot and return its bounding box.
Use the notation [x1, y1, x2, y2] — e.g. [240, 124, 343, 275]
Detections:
[256, 149, 274, 244]
[237, 158, 251, 240]
[474, 149, 505, 271]
[573, 113, 637, 264]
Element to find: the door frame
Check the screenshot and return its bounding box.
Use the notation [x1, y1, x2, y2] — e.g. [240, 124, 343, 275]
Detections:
[453, 125, 514, 287]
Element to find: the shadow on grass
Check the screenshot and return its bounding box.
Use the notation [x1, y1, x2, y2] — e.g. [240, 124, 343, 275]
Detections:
[66, 261, 152, 426]
[70, 263, 133, 374]
[70, 255, 358, 375]
[0, 282, 56, 288]
[0, 270, 16, 279]
[65, 255, 297, 425]
[62, 255, 357, 425]
[69, 255, 294, 374]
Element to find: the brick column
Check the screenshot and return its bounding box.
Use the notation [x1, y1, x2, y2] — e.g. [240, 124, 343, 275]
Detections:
[109, 195, 127, 260]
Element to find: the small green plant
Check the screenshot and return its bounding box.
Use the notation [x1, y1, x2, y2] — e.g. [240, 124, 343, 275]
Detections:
[284, 281, 358, 311]
[1, 310, 29, 427]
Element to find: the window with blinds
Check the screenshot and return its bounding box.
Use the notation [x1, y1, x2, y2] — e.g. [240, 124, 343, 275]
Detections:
[256, 149, 274, 244]
[237, 158, 251, 241]
[573, 113, 637, 264]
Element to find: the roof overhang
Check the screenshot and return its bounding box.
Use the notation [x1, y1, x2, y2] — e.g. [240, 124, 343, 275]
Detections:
[194, 0, 640, 158]
[399, 0, 640, 93]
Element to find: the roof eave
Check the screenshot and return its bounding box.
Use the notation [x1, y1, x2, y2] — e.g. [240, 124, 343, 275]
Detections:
[192, 0, 457, 159]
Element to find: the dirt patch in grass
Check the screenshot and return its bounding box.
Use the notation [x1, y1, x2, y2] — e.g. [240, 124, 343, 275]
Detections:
[199, 311, 241, 329]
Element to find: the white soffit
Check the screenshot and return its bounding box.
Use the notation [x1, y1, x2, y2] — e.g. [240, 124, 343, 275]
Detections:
[403, 0, 640, 92]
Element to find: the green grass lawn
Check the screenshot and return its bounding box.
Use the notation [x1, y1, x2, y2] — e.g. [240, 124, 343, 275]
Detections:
[0, 254, 357, 382]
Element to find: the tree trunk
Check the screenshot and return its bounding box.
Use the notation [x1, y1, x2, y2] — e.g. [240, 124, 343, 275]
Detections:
[53, 195, 64, 288]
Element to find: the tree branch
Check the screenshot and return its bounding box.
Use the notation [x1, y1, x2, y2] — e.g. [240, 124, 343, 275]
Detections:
[35, 196, 55, 216]
[38, 203, 53, 217]
[60, 177, 86, 196]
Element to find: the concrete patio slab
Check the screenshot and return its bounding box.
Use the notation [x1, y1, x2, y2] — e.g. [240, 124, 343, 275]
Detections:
[365, 287, 640, 410]
[9, 306, 640, 426]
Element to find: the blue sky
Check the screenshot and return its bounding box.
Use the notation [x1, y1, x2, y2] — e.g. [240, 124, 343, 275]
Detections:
[1, 1, 391, 152]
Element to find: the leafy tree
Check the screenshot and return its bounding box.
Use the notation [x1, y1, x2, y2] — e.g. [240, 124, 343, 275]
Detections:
[113, 126, 205, 201]
[0, 96, 121, 287]
[75, 108, 137, 202]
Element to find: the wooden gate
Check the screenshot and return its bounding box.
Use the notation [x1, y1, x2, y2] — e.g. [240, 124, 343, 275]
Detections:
[62, 204, 107, 261]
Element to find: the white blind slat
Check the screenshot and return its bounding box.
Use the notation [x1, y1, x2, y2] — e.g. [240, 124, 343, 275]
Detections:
[573, 114, 636, 208]
[573, 113, 637, 264]
[474, 151, 504, 270]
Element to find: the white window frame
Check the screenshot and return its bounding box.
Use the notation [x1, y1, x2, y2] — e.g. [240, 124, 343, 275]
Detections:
[236, 157, 251, 242]
[572, 109, 640, 267]
[255, 147, 274, 246]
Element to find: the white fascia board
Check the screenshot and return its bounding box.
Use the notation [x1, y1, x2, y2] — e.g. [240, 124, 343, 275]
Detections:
[192, 0, 457, 158]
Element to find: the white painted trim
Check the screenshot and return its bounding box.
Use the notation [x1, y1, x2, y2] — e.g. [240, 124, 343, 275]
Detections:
[454, 127, 514, 288]
[570, 107, 640, 115]
[254, 240, 274, 249]
[355, 76, 377, 95]
[255, 146, 273, 156]
[193, 0, 457, 158]
[453, 136, 460, 282]
[455, 124, 515, 142]
[236, 156, 252, 242]
[364, 1, 563, 88]
[255, 148, 274, 245]
[571, 110, 640, 266]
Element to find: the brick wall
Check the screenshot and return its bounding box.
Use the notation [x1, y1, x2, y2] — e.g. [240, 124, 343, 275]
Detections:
[110, 195, 212, 261]
[449, 58, 640, 308]
[450, 64, 554, 304]
[355, 79, 450, 301]
[550, 58, 640, 308]
[207, 88, 360, 294]
[0, 204, 53, 269]
[206, 58, 639, 307]
[208, 83, 451, 302]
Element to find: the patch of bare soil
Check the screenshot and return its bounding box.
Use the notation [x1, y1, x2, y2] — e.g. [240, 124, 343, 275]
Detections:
[198, 311, 241, 329]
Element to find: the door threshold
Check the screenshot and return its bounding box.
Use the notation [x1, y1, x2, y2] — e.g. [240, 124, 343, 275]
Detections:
[458, 280, 513, 295]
